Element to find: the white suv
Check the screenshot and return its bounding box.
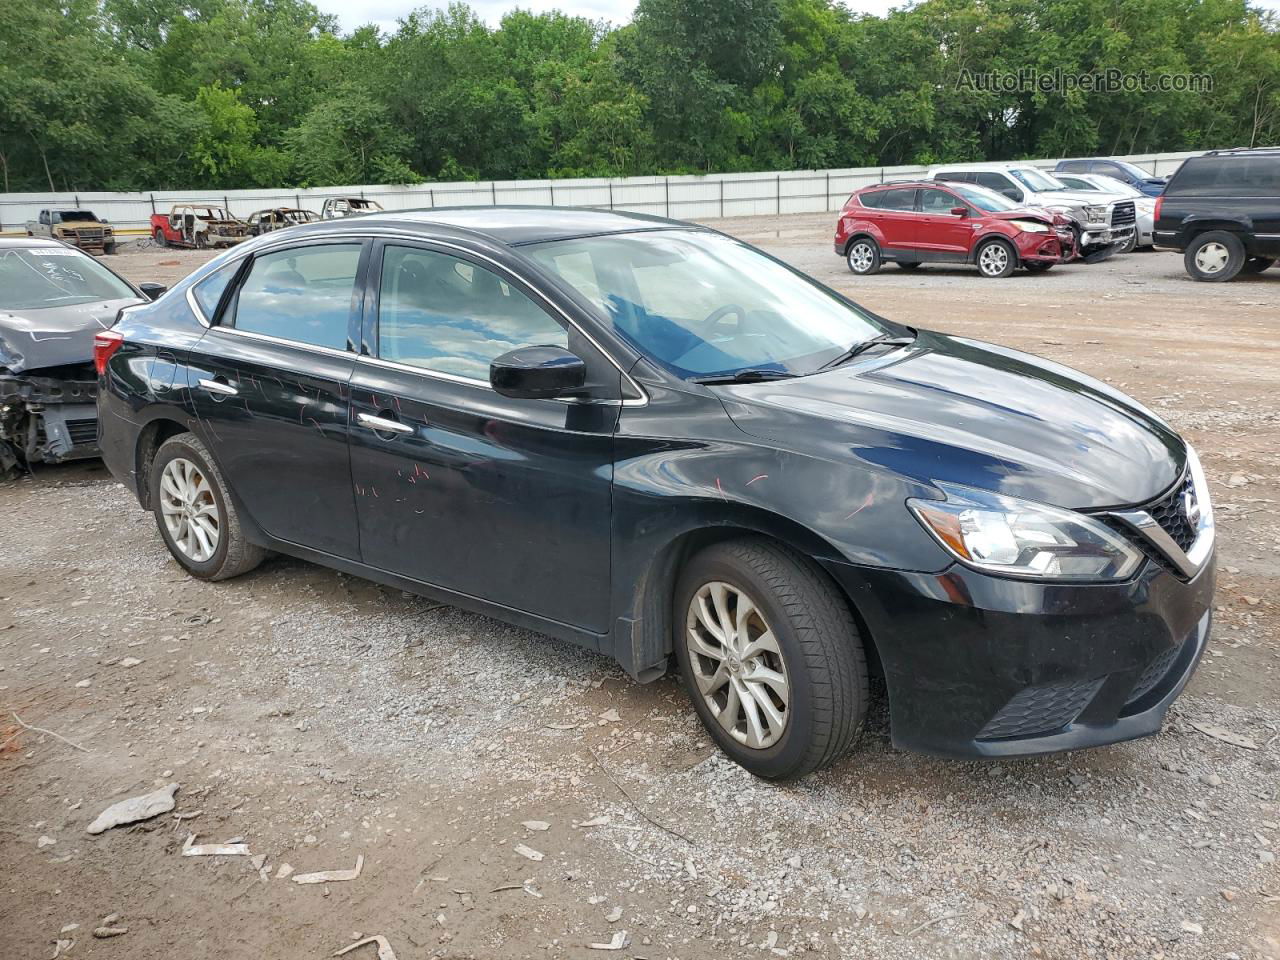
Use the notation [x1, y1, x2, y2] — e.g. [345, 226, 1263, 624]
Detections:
[928, 163, 1136, 257]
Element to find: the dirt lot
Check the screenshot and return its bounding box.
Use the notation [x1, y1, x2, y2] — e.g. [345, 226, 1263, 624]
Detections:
[3, 216, 1278, 960]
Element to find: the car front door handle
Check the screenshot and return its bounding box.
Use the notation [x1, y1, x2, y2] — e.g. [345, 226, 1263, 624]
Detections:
[197, 377, 238, 397]
[357, 412, 415, 436]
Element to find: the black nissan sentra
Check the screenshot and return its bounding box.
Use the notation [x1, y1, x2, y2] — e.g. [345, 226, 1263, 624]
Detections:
[97, 208, 1215, 780]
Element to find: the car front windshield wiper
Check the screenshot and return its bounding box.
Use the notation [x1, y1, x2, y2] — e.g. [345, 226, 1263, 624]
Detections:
[818, 330, 917, 371]
[688, 368, 798, 385]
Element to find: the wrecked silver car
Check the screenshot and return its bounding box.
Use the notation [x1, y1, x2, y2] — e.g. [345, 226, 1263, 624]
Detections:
[0, 238, 163, 473]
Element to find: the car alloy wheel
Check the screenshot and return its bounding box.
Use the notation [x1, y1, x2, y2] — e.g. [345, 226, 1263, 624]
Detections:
[978, 241, 1011, 277]
[685, 580, 790, 749]
[847, 241, 878, 275]
[1194, 241, 1230, 275]
[159, 457, 220, 562]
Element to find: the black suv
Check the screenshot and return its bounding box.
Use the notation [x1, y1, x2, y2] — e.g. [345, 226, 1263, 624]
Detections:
[1153, 147, 1280, 281]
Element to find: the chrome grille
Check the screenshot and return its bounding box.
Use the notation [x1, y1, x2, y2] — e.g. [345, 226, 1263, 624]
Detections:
[1110, 201, 1136, 226]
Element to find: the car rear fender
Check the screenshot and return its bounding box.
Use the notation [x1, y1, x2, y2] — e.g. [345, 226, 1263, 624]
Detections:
[1179, 213, 1252, 242]
[839, 221, 886, 253]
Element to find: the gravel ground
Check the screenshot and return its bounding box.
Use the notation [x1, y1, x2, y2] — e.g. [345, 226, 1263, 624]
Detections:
[2, 215, 1278, 960]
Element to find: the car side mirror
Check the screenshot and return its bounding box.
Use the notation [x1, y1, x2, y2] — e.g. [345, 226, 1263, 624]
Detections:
[490, 345, 587, 400]
[139, 282, 167, 301]
[1001, 188, 1022, 201]
[950, 206, 968, 217]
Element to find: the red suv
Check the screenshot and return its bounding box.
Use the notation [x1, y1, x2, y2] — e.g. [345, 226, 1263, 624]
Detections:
[834, 180, 1078, 278]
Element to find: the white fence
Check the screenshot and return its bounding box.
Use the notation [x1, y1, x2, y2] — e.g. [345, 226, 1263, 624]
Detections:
[0, 151, 1207, 234]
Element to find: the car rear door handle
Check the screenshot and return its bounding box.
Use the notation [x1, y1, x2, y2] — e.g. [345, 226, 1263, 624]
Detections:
[197, 378, 238, 397]
[357, 412, 415, 435]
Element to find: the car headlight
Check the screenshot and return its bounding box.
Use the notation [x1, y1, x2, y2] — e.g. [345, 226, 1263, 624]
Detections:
[908, 482, 1143, 581]
[1009, 220, 1050, 233]
[1083, 204, 1108, 221]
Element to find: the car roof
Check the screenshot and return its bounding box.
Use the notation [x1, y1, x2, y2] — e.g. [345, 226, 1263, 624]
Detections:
[857, 180, 932, 189]
[930, 162, 1038, 172]
[0, 236, 73, 249]
[1201, 147, 1280, 157]
[303, 205, 693, 247]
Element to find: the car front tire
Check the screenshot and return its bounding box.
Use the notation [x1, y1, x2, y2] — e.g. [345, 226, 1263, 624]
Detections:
[1185, 231, 1245, 282]
[846, 238, 881, 275]
[976, 238, 1016, 278]
[673, 538, 868, 780]
[150, 434, 265, 581]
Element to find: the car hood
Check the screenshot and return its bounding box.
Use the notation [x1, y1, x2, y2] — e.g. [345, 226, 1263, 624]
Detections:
[1026, 190, 1113, 207]
[718, 331, 1184, 510]
[0, 298, 140, 373]
[986, 208, 1060, 223]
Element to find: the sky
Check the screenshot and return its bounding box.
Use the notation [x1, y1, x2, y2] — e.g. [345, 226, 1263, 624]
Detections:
[315, 0, 1280, 31]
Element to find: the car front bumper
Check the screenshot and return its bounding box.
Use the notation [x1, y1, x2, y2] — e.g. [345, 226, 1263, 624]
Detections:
[822, 553, 1214, 759]
[1080, 224, 1135, 247]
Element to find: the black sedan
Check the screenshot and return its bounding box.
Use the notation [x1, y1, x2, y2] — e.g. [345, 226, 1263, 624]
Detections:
[97, 208, 1215, 779]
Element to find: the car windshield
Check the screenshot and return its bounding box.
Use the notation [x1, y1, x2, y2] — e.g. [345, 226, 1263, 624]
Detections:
[1010, 167, 1068, 191]
[950, 183, 1021, 212]
[526, 230, 885, 379]
[57, 211, 98, 222]
[0, 246, 136, 309]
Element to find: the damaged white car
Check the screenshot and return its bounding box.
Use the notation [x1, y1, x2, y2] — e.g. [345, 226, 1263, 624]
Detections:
[0, 238, 164, 473]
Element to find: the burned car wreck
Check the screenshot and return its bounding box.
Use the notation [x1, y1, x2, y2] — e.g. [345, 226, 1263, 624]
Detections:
[0, 238, 161, 473]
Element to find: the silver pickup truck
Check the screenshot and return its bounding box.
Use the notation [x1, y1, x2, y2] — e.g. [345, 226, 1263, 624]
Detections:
[25, 209, 118, 254]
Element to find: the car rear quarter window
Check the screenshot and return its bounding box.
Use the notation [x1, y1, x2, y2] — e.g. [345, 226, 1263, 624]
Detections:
[191, 260, 241, 322]
[857, 190, 886, 209]
[376, 245, 568, 382]
[1057, 160, 1089, 172]
[230, 243, 361, 350]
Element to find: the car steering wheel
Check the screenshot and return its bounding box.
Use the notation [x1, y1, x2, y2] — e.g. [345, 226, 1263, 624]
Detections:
[701, 303, 747, 333]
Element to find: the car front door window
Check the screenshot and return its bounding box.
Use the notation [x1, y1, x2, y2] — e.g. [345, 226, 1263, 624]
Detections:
[377, 245, 569, 381]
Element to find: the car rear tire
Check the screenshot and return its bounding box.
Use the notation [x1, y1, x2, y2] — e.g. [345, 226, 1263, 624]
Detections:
[150, 434, 265, 581]
[1184, 231, 1244, 282]
[1243, 256, 1275, 274]
[153, 229, 167, 248]
[897, 262, 922, 271]
[673, 538, 868, 780]
[976, 238, 1016, 278]
[846, 238, 881, 276]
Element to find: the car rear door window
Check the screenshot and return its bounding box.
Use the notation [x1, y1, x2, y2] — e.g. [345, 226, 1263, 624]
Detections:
[878, 188, 917, 211]
[229, 244, 361, 350]
[376, 245, 568, 382]
[975, 172, 1014, 194]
